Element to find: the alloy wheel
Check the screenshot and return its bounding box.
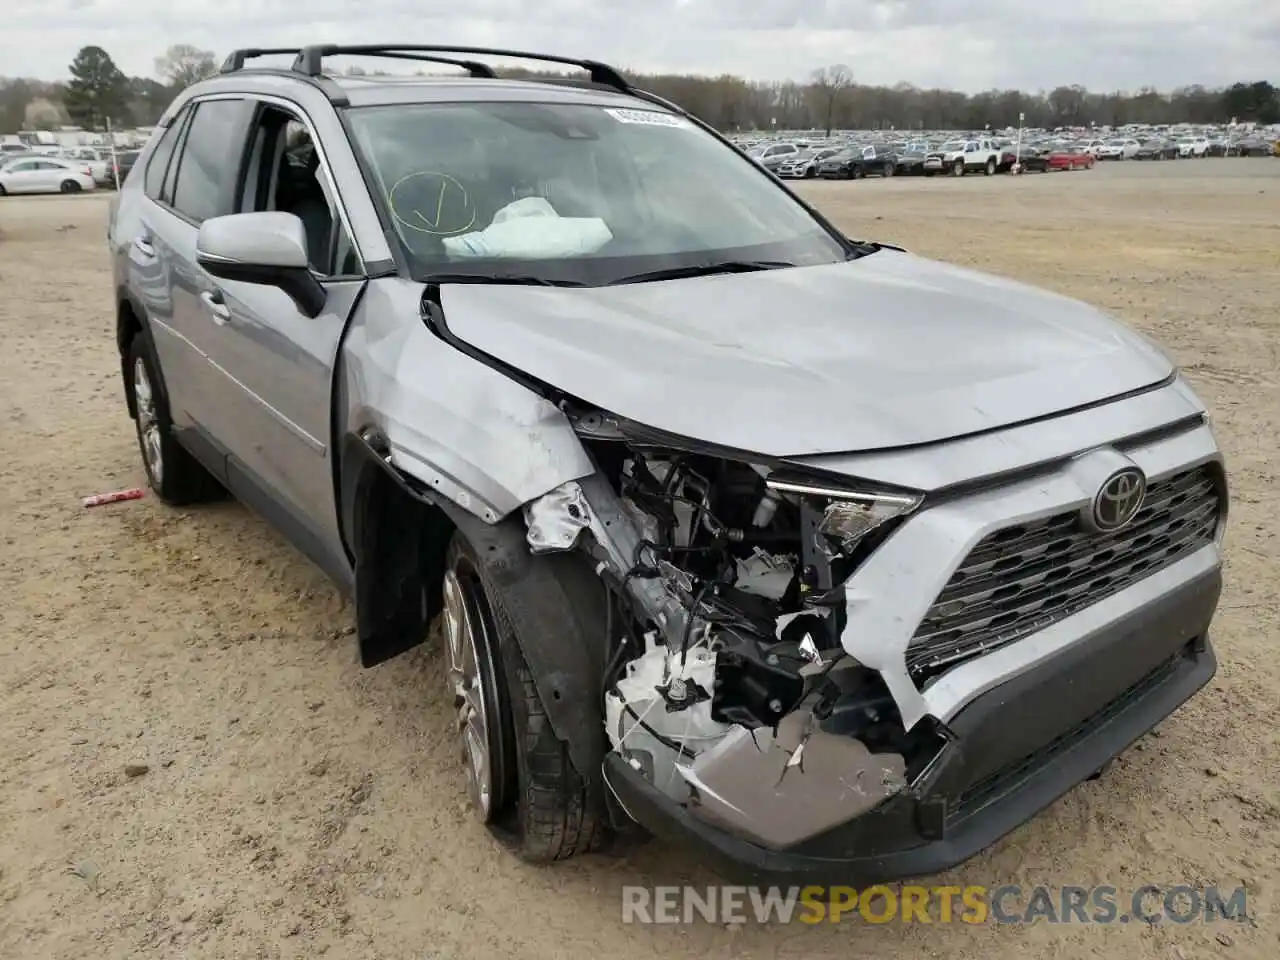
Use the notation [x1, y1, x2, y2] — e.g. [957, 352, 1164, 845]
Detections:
[442, 566, 497, 820]
[133, 356, 164, 487]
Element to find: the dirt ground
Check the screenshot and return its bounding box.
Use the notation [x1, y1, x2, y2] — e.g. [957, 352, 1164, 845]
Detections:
[1, 158, 1277, 959]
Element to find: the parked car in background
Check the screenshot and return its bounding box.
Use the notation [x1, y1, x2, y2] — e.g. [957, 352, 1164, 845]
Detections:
[747, 142, 801, 172]
[0, 156, 96, 195]
[892, 141, 932, 175]
[1134, 138, 1178, 160]
[113, 150, 142, 184]
[1096, 138, 1140, 160]
[775, 147, 841, 179]
[62, 147, 113, 185]
[924, 138, 1000, 176]
[1231, 136, 1273, 157]
[1176, 137, 1209, 158]
[817, 146, 863, 179]
[1047, 145, 1095, 170]
[857, 142, 905, 178]
[1014, 146, 1053, 173]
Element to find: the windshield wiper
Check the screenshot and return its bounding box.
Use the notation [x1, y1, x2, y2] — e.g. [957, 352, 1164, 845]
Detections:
[425, 272, 588, 287]
[608, 260, 796, 285]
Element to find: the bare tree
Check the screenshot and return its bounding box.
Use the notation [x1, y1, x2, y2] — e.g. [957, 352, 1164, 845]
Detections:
[808, 64, 853, 137]
[155, 44, 218, 91]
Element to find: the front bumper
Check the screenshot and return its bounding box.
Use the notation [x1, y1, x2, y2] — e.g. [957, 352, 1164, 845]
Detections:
[604, 560, 1220, 885]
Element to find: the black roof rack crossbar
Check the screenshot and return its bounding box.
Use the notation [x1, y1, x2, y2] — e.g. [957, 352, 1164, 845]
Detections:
[220, 47, 304, 74]
[341, 51, 497, 78]
[291, 44, 632, 93]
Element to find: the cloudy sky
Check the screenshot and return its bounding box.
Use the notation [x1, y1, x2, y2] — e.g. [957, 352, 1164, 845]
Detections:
[6, 0, 1279, 92]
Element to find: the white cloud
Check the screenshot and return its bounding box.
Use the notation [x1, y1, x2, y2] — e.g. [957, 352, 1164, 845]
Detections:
[5, 0, 1278, 91]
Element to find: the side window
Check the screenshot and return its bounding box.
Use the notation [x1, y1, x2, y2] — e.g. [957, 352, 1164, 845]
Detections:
[171, 99, 251, 223]
[144, 108, 188, 201]
[240, 107, 359, 277]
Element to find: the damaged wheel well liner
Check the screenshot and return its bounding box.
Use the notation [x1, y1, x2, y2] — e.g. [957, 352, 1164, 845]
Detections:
[342, 430, 609, 781]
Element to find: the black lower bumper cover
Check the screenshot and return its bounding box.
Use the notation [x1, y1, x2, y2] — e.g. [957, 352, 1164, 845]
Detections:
[604, 562, 1221, 885]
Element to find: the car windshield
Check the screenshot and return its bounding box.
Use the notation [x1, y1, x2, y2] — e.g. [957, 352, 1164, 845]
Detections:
[939, 140, 965, 151]
[345, 101, 849, 284]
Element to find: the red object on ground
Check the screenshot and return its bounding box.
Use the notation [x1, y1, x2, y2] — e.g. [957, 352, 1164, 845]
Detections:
[82, 488, 146, 508]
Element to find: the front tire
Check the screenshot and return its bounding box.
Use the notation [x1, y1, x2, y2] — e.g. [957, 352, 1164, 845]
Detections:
[442, 533, 609, 862]
[126, 332, 223, 505]
[953, 159, 965, 176]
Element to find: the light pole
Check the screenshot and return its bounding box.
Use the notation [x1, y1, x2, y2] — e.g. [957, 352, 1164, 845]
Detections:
[1014, 111, 1025, 174]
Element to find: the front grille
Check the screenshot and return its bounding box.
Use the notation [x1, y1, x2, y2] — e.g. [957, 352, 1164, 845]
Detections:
[906, 464, 1222, 684]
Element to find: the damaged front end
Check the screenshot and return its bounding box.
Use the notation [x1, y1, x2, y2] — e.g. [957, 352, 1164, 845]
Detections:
[523, 408, 945, 851]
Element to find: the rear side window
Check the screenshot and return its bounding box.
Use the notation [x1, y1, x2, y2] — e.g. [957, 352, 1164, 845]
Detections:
[144, 107, 188, 200]
[170, 99, 251, 223]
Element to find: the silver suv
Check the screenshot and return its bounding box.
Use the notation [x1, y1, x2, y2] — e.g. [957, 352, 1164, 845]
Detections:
[107, 44, 1228, 882]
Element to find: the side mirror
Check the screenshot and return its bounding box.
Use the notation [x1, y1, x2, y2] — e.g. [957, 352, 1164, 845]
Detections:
[196, 212, 327, 318]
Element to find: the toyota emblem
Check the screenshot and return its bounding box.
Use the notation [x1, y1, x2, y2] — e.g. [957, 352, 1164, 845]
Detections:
[1087, 467, 1147, 532]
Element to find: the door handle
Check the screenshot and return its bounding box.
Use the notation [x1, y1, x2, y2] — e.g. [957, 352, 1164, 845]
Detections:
[132, 237, 156, 258]
[199, 290, 231, 324]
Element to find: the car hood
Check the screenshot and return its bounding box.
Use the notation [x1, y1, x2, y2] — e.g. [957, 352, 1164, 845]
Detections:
[438, 250, 1172, 457]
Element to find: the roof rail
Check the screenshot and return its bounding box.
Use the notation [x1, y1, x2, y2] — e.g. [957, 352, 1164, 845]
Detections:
[290, 44, 632, 94]
[340, 52, 497, 78]
[220, 47, 304, 74]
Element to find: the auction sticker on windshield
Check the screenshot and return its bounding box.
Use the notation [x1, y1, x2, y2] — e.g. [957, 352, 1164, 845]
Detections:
[604, 108, 692, 128]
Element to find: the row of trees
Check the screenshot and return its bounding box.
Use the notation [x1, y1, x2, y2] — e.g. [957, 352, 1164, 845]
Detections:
[2, 45, 1277, 135]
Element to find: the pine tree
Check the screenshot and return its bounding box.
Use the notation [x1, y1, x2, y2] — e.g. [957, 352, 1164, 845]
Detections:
[63, 46, 130, 131]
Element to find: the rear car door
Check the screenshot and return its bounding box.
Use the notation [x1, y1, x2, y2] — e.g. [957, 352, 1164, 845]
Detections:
[131, 97, 256, 474]
[193, 100, 366, 580]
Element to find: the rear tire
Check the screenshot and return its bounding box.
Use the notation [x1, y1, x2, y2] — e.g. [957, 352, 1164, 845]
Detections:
[126, 331, 224, 505]
[60, 179, 81, 194]
[984, 158, 996, 176]
[443, 533, 609, 863]
[883, 161, 895, 177]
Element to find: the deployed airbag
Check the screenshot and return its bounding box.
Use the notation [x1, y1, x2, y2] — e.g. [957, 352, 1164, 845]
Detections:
[443, 196, 612, 259]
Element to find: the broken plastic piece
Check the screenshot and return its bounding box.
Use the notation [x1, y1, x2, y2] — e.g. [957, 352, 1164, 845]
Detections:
[675, 699, 907, 849]
[83, 488, 145, 507]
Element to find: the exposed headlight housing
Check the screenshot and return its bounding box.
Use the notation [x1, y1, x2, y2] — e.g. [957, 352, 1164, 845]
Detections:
[764, 476, 922, 559]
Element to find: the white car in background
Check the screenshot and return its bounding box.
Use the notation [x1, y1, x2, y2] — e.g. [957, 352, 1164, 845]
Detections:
[0, 156, 97, 195]
[1176, 137, 1209, 158]
[1096, 138, 1141, 160]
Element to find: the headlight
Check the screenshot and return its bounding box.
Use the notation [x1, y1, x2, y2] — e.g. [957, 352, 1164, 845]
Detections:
[764, 476, 921, 558]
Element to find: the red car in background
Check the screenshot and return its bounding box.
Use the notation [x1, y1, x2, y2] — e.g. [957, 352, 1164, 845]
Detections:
[1018, 144, 1096, 172]
[1047, 145, 1095, 170]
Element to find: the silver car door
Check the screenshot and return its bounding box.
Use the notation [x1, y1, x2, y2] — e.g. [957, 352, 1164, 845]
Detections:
[125, 104, 218, 452]
[197, 106, 365, 576]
